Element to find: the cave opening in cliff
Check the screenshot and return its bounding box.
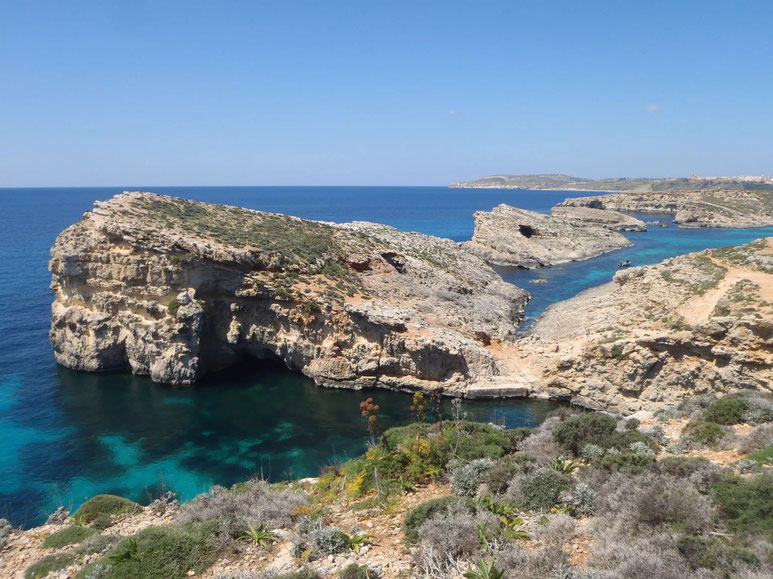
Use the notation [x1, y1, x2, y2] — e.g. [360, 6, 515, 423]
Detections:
[518, 224, 536, 238]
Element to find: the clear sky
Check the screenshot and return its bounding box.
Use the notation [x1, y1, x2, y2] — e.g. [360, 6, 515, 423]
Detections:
[2, 0, 772, 186]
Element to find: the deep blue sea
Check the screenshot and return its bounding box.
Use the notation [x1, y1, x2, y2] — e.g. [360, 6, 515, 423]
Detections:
[2, 186, 772, 528]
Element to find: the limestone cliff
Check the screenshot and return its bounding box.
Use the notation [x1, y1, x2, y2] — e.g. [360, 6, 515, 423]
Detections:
[462, 204, 633, 268]
[550, 205, 647, 232]
[49, 192, 528, 391]
[557, 190, 773, 228]
[494, 239, 773, 411]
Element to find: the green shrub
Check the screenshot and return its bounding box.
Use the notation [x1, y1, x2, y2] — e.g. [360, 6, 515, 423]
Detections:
[518, 470, 570, 511]
[91, 514, 114, 531]
[77, 521, 220, 579]
[684, 420, 725, 448]
[553, 413, 617, 455]
[72, 495, 141, 524]
[598, 452, 655, 474]
[712, 474, 773, 538]
[402, 496, 475, 543]
[704, 397, 748, 425]
[676, 534, 760, 571]
[339, 563, 380, 578]
[746, 445, 773, 466]
[653, 456, 712, 477]
[483, 455, 536, 494]
[43, 525, 99, 549]
[450, 458, 495, 497]
[25, 553, 80, 579]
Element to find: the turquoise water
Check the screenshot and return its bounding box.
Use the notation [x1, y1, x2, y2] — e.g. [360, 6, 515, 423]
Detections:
[1, 186, 772, 528]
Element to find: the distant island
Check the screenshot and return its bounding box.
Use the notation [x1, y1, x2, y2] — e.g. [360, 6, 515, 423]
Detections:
[450, 173, 773, 192]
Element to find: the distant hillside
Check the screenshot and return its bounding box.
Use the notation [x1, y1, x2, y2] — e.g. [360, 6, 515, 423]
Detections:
[450, 174, 773, 192]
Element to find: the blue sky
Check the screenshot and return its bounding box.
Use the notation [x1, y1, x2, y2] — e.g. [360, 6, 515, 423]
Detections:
[1, 0, 772, 186]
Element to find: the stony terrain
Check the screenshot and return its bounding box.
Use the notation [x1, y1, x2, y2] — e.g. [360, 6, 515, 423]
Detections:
[50, 192, 528, 391]
[461, 204, 633, 268]
[450, 173, 773, 193]
[557, 190, 773, 228]
[488, 238, 773, 412]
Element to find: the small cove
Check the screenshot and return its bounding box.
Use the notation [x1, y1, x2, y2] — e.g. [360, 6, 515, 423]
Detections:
[2, 186, 772, 527]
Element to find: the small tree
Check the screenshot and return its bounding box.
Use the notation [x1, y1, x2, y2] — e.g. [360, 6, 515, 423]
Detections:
[360, 397, 381, 446]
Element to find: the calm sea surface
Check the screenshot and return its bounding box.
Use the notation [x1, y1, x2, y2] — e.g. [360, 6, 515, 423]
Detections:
[2, 186, 772, 527]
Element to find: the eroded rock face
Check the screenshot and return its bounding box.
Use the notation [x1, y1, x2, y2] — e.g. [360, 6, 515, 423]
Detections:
[461, 204, 632, 268]
[50, 193, 529, 392]
[558, 190, 773, 228]
[519, 239, 773, 411]
[550, 205, 647, 232]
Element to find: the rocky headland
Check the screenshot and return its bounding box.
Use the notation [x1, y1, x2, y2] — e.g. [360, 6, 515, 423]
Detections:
[503, 238, 773, 412]
[550, 205, 647, 232]
[461, 204, 634, 268]
[557, 189, 773, 228]
[50, 193, 772, 414]
[49, 192, 528, 392]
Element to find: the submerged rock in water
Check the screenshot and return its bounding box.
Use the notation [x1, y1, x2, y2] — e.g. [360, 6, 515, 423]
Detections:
[49, 192, 529, 392]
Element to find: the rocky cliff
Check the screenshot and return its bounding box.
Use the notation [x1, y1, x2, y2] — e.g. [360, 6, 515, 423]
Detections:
[497, 238, 773, 411]
[558, 190, 773, 228]
[550, 205, 647, 232]
[462, 204, 633, 268]
[49, 193, 528, 392]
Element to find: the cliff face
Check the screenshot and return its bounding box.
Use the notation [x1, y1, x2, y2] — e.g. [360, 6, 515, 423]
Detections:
[461, 204, 633, 268]
[558, 190, 773, 228]
[49, 193, 528, 392]
[512, 239, 773, 411]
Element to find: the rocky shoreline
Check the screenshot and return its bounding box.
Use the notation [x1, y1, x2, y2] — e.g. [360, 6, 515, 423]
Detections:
[49, 193, 772, 413]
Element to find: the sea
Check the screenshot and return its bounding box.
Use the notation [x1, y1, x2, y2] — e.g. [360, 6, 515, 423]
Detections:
[2, 185, 772, 528]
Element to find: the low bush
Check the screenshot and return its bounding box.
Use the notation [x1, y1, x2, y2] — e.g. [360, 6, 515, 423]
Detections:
[553, 413, 617, 456]
[704, 397, 747, 425]
[307, 522, 348, 555]
[682, 420, 725, 448]
[43, 525, 99, 549]
[339, 563, 380, 578]
[178, 481, 306, 540]
[0, 518, 11, 549]
[513, 469, 570, 512]
[553, 413, 657, 457]
[746, 445, 773, 466]
[598, 452, 654, 474]
[77, 521, 220, 579]
[712, 474, 773, 538]
[450, 458, 495, 497]
[739, 424, 773, 452]
[72, 495, 141, 524]
[26, 552, 80, 579]
[482, 455, 536, 495]
[559, 483, 596, 515]
[402, 496, 475, 543]
[415, 504, 497, 569]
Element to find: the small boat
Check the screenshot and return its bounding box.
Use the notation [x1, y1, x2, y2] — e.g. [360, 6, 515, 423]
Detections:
[618, 260, 632, 268]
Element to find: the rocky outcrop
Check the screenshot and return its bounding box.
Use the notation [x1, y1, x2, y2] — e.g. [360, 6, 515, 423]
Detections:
[550, 205, 647, 231]
[509, 239, 773, 412]
[462, 204, 632, 268]
[49, 193, 528, 392]
[558, 190, 773, 228]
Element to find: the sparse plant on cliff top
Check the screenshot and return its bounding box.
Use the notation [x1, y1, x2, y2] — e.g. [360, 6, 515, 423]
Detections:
[410, 392, 428, 426]
[239, 522, 275, 547]
[336, 530, 375, 554]
[360, 397, 381, 446]
[463, 556, 505, 579]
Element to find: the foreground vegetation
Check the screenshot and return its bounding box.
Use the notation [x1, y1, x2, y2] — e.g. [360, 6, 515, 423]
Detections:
[9, 392, 773, 578]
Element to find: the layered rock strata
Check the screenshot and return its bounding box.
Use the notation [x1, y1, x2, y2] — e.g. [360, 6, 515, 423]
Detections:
[550, 205, 647, 232]
[493, 238, 773, 411]
[462, 204, 633, 268]
[558, 190, 773, 228]
[50, 192, 528, 391]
